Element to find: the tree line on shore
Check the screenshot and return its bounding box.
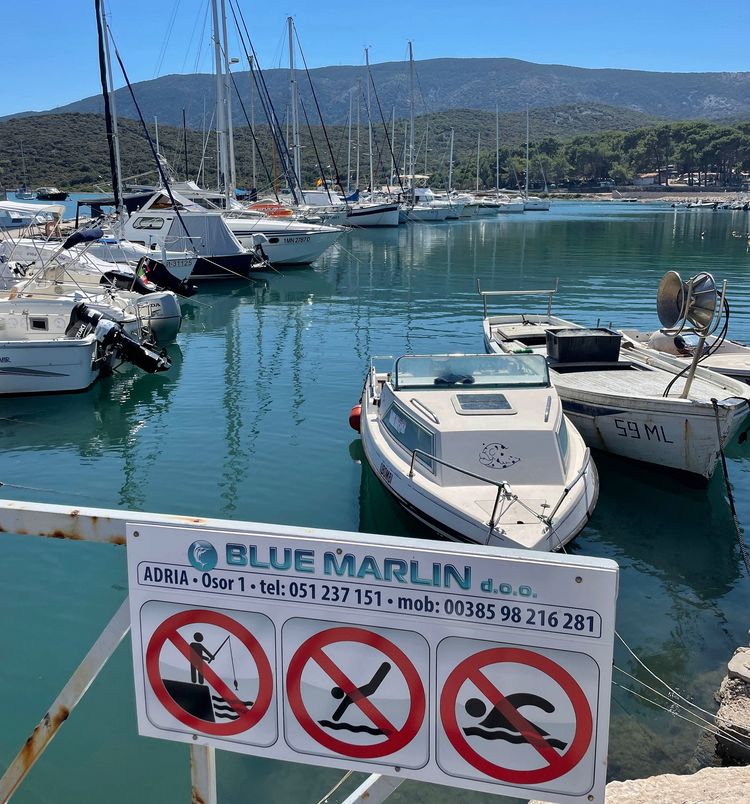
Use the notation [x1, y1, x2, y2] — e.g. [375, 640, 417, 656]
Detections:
[2, 112, 749, 194]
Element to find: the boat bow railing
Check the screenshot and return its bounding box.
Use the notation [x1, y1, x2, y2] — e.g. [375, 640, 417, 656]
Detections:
[408, 446, 593, 546]
[477, 278, 559, 319]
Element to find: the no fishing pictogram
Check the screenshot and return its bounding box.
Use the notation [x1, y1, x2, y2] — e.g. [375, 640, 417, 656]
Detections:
[440, 646, 594, 786]
[285, 625, 426, 760]
[145, 608, 273, 738]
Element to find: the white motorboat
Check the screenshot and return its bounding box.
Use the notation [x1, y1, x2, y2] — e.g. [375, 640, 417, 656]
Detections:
[1, 242, 183, 347]
[106, 190, 266, 279]
[480, 286, 750, 483]
[353, 352, 598, 551]
[0, 296, 170, 396]
[148, 183, 342, 266]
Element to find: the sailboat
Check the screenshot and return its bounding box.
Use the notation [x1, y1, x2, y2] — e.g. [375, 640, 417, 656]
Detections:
[522, 109, 550, 211]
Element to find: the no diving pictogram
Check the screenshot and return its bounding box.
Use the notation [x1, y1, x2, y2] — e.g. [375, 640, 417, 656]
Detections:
[286, 626, 426, 759]
[440, 647, 593, 785]
[146, 608, 273, 737]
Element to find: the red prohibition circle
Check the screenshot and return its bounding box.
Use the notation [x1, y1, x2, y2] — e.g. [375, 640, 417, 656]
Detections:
[440, 647, 593, 785]
[146, 609, 273, 736]
[286, 626, 425, 759]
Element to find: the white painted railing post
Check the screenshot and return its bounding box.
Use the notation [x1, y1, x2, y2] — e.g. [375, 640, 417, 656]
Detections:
[190, 744, 217, 804]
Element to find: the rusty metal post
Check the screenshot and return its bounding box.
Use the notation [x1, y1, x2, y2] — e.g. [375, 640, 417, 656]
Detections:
[339, 774, 403, 804]
[0, 597, 130, 803]
[190, 744, 217, 804]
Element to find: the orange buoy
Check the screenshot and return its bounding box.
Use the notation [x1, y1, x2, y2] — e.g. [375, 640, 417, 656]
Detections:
[348, 403, 362, 432]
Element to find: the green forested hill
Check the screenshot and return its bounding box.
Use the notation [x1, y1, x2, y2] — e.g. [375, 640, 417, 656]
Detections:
[0, 105, 658, 192]
[2, 110, 750, 193]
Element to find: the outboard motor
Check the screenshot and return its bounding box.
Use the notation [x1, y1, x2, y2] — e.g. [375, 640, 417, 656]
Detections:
[101, 320, 171, 374]
[130, 292, 182, 345]
[65, 302, 170, 374]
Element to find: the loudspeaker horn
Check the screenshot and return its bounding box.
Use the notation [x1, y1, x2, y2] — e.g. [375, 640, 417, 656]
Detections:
[656, 270, 685, 329]
[656, 270, 718, 333]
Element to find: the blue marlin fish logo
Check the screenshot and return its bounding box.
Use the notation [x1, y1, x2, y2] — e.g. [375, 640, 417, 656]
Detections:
[188, 540, 218, 572]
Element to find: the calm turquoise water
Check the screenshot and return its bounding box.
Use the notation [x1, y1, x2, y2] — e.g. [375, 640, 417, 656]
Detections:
[1, 201, 749, 802]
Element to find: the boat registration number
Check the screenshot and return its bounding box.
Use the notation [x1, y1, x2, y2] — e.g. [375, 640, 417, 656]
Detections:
[283, 236, 311, 243]
[614, 418, 674, 443]
[379, 462, 393, 484]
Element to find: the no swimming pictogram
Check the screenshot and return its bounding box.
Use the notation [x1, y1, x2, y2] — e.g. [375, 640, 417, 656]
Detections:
[144, 606, 275, 741]
[439, 644, 595, 787]
[284, 621, 429, 766]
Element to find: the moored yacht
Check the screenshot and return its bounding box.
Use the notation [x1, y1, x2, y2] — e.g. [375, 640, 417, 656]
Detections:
[354, 352, 598, 551]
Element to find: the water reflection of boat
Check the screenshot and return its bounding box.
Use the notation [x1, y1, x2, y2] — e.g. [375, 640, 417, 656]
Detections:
[578, 448, 742, 598]
[350, 439, 434, 540]
[0, 344, 183, 454]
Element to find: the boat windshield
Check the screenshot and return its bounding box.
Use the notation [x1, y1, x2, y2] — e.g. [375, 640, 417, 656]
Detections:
[394, 354, 549, 390]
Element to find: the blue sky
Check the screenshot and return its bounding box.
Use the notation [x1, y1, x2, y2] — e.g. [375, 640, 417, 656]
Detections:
[1, 0, 748, 116]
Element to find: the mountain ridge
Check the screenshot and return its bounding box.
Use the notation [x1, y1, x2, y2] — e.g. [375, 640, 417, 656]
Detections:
[4, 57, 750, 127]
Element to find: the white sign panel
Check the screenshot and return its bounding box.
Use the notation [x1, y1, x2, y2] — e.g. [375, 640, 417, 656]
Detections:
[127, 523, 618, 804]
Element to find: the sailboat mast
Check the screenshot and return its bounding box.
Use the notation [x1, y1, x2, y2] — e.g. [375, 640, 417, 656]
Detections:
[495, 102, 499, 195]
[288, 16, 301, 193]
[211, 0, 228, 197]
[99, 0, 123, 215]
[424, 119, 429, 174]
[448, 128, 454, 193]
[220, 0, 236, 199]
[355, 79, 361, 189]
[249, 56, 256, 192]
[525, 107, 530, 198]
[476, 132, 480, 193]
[365, 47, 374, 194]
[346, 87, 353, 191]
[389, 105, 396, 188]
[408, 40, 415, 197]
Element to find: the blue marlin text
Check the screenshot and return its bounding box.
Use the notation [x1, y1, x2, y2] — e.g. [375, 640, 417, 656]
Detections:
[223, 544, 471, 589]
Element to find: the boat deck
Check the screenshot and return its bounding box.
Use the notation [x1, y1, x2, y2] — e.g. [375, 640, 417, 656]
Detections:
[550, 363, 732, 402]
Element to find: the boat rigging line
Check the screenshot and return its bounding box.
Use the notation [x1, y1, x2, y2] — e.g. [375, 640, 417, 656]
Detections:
[227, 0, 300, 202]
[710, 397, 750, 577]
[366, 70, 406, 195]
[292, 23, 347, 197]
[298, 96, 333, 199]
[108, 22, 263, 284]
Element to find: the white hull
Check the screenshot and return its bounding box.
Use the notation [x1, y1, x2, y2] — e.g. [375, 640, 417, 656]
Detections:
[361, 417, 597, 551]
[0, 337, 99, 395]
[483, 316, 750, 481]
[523, 198, 551, 211]
[496, 201, 525, 213]
[346, 204, 400, 228]
[227, 221, 341, 264]
[358, 354, 599, 551]
[405, 206, 449, 222]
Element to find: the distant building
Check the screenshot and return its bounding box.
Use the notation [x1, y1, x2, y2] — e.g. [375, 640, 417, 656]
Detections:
[633, 172, 658, 187]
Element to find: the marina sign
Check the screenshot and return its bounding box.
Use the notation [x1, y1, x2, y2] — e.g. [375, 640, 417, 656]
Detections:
[127, 523, 618, 804]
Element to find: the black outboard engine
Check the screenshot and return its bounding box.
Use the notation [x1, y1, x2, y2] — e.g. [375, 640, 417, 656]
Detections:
[111, 328, 171, 373]
[65, 302, 171, 374]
